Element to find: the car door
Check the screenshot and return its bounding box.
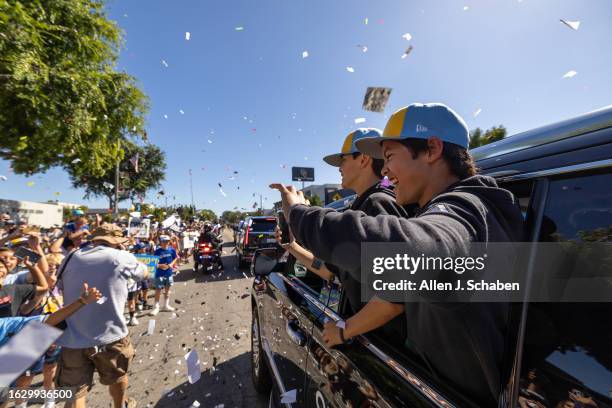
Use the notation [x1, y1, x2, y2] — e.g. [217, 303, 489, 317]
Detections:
[512, 169, 612, 408]
[298, 283, 478, 408]
[256, 269, 317, 405]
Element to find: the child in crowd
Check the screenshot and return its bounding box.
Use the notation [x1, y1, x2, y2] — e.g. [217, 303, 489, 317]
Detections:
[150, 235, 177, 316]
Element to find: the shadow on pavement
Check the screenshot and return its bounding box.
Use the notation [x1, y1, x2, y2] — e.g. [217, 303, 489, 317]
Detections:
[152, 352, 269, 408]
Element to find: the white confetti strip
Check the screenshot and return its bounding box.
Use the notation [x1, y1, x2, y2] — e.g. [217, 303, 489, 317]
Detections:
[185, 31, 191, 40]
[473, 108, 482, 117]
[302, 51, 309, 58]
[563, 70, 577, 78]
[346, 66, 355, 73]
[560, 19, 580, 31]
[354, 117, 366, 124]
[161, 60, 169, 68]
[402, 32, 412, 41]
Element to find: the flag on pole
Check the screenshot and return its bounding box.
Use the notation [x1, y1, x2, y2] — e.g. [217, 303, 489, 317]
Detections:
[129, 153, 140, 173]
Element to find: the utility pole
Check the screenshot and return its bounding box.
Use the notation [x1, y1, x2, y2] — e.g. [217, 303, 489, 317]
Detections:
[189, 169, 195, 210]
[114, 158, 119, 217]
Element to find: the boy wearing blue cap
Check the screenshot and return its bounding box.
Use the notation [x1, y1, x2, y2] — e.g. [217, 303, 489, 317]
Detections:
[276, 128, 413, 321]
[271, 103, 524, 406]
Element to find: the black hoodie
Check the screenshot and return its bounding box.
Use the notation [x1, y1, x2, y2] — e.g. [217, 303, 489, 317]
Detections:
[288, 175, 524, 406]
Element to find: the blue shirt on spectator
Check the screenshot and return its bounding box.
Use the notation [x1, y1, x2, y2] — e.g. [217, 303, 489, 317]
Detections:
[154, 247, 177, 278]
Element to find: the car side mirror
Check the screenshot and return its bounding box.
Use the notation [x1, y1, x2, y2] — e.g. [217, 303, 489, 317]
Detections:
[252, 248, 279, 276]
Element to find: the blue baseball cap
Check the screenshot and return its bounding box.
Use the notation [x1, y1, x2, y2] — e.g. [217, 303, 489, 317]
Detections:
[323, 128, 383, 167]
[355, 103, 469, 159]
[133, 242, 146, 251]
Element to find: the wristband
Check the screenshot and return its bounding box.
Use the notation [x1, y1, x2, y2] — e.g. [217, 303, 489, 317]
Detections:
[339, 327, 346, 343]
[311, 258, 323, 270]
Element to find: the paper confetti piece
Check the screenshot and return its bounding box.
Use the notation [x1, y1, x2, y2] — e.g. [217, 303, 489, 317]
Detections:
[161, 60, 169, 68]
[235, 26, 244, 31]
[207, 139, 213, 144]
[473, 108, 482, 117]
[381, 176, 392, 188]
[185, 31, 191, 40]
[280, 389, 297, 404]
[354, 117, 366, 124]
[346, 67, 355, 73]
[560, 19, 580, 31]
[336, 320, 346, 329]
[72, 158, 81, 164]
[0, 175, 7, 181]
[364, 17, 369, 25]
[164, 114, 168, 119]
[363, 87, 392, 113]
[219, 188, 227, 197]
[402, 33, 412, 41]
[179, 109, 185, 115]
[563, 70, 577, 78]
[401, 45, 414, 59]
[26, 181, 35, 187]
[147, 319, 156, 336]
[302, 51, 309, 58]
[97, 296, 107, 305]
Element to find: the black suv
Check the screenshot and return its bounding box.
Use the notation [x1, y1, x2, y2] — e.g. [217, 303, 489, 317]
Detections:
[250, 106, 612, 408]
[235, 216, 278, 266]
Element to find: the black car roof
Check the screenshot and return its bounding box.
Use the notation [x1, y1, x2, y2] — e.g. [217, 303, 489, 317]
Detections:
[473, 105, 612, 176]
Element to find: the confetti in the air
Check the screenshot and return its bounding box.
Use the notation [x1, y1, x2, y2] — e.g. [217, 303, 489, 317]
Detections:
[363, 87, 392, 113]
[563, 70, 578, 78]
[0, 175, 7, 181]
[235, 26, 244, 31]
[354, 117, 366, 124]
[402, 33, 412, 41]
[473, 108, 482, 117]
[26, 181, 35, 187]
[71, 158, 81, 164]
[161, 60, 169, 68]
[364, 17, 369, 25]
[164, 114, 168, 119]
[185, 32, 191, 40]
[179, 109, 185, 115]
[219, 188, 227, 197]
[560, 19, 580, 31]
[346, 67, 355, 73]
[302, 51, 309, 59]
[207, 139, 213, 144]
[401, 45, 414, 59]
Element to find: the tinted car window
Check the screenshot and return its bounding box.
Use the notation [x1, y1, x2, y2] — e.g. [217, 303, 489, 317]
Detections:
[519, 171, 612, 408]
[249, 220, 276, 232]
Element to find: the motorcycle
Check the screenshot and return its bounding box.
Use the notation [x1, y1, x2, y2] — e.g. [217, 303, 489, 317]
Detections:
[194, 241, 222, 274]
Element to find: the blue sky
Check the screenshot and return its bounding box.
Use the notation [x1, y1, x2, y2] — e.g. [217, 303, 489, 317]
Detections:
[2, 0, 612, 215]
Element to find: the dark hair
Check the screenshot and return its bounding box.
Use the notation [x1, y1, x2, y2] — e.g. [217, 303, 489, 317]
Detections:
[349, 153, 385, 178]
[0, 246, 12, 254]
[399, 138, 478, 179]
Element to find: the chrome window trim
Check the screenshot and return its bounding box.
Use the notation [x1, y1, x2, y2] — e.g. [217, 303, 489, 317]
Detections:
[261, 337, 293, 408]
[493, 158, 612, 183]
[279, 274, 455, 408]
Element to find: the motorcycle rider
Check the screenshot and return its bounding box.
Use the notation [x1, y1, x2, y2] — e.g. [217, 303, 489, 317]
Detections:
[195, 224, 223, 271]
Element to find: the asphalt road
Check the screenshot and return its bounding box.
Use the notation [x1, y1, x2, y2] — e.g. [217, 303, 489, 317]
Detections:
[80, 230, 268, 408]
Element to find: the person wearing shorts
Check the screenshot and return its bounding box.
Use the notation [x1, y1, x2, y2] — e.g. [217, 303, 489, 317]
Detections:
[55, 224, 147, 408]
[150, 235, 177, 316]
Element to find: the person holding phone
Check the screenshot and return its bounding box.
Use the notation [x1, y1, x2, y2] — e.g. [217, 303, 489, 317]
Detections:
[275, 128, 413, 317]
[0, 252, 49, 318]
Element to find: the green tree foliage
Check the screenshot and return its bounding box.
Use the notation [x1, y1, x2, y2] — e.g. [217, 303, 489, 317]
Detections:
[221, 210, 246, 225]
[0, 0, 149, 176]
[307, 194, 323, 207]
[198, 209, 217, 222]
[469, 126, 507, 149]
[69, 142, 166, 209]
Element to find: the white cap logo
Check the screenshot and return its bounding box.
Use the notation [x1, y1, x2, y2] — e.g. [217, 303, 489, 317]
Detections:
[416, 124, 429, 132]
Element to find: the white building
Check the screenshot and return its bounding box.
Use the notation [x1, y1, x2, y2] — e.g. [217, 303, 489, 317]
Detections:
[0, 199, 64, 228]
